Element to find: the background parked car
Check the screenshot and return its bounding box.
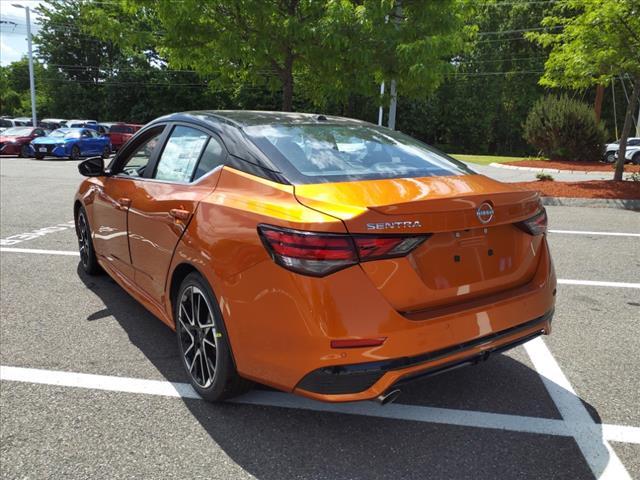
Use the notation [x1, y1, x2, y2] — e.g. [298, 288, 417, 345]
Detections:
[108, 123, 143, 151]
[67, 120, 99, 131]
[31, 127, 111, 160]
[0, 127, 48, 157]
[614, 145, 640, 164]
[0, 118, 30, 132]
[40, 118, 67, 130]
[11, 117, 34, 126]
[603, 137, 640, 163]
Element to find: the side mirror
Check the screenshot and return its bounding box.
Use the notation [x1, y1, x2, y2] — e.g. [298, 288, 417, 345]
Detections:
[78, 156, 105, 177]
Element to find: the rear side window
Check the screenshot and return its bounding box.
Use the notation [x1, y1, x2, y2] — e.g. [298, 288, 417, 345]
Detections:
[154, 126, 208, 182]
[111, 125, 134, 134]
[193, 136, 225, 180]
[245, 124, 473, 184]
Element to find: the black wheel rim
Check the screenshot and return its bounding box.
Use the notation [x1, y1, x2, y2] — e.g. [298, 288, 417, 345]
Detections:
[21, 145, 28, 157]
[72, 147, 79, 159]
[178, 286, 218, 388]
[77, 212, 90, 267]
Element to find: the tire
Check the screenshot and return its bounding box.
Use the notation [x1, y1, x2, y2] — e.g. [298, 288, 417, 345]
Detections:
[76, 207, 101, 275]
[633, 152, 640, 165]
[35, 154, 44, 160]
[101, 145, 111, 159]
[19, 144, 30, 158]
[604, 151, 616, 163]
[70, 145, 81, 160]
[175, 272, 250, 402]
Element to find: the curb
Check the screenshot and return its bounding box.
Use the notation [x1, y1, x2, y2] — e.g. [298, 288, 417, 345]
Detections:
[489, 162, 617, 175]
[541, 197, 640, 210]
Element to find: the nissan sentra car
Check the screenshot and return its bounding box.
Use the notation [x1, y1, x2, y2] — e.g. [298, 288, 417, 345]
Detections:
[74, 111, 556, 404]
[32, 127, 111, 160]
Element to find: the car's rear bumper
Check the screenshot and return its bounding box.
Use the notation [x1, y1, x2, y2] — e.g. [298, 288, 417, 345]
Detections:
[294, 310, 552, 401]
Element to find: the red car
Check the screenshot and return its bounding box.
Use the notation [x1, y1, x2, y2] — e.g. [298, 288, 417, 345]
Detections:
[0, 127, 48, 157]
[108, 123, 143, 151]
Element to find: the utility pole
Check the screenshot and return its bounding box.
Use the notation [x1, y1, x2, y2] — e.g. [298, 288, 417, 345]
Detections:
[12, 4, 37, 127]
[387, 1, 402, 130]
[388, 80, 397, 130]
[378, 81, 385, 126]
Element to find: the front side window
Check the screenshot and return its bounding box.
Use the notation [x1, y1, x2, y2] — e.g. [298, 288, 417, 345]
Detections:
[119, 130, 164, 177]
[154, 126, 208, 182]
[245, 124, 473, 184]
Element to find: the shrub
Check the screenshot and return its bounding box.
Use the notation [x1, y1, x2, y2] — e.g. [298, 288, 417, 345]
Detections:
[536, 173, 554, 181]
[523, 95, 607, 162]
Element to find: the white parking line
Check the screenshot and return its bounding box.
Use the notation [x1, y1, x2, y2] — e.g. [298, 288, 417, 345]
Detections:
[1, 365, 639, 446]
[524, 337, 631, 479]
[0, 247, 79, 256]
[549, 229, 640, 238]
[0, 221, 76, 246]
[557, 279, 640, 289]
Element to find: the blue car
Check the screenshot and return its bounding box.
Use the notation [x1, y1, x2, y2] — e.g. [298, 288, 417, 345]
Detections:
[31, 128, 111, 160]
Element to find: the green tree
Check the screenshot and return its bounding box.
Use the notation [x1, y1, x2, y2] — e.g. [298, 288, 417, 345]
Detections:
[398, 0, 555, 155]
[527, 0, 640, 181]
[89, 0, 466, 113]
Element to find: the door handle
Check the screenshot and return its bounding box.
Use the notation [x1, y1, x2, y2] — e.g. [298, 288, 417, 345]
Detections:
[117, 197, 131, 209]
[169, 208, 192, 222]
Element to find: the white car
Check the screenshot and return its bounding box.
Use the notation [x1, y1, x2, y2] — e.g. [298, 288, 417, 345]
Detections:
[0, 117, 30, 132]
[604, 137, 640, 163]
[613, 145, 640, 164]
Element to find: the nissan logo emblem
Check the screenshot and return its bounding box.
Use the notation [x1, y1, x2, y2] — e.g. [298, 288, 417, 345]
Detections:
[476, 202, 494, 224]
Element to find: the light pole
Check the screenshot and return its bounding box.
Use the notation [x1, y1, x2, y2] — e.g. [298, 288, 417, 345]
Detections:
[12, 3, 37, 127]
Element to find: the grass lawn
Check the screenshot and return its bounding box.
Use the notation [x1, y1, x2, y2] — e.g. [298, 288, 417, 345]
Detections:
[450, 154, 528, 165]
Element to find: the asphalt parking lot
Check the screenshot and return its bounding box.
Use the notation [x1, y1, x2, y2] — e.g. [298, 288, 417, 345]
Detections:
[1, 156, 639, 480]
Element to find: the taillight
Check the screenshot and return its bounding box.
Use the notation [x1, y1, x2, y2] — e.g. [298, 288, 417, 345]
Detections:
[258, 224, 428, 277]
[515, 208, 547, 235]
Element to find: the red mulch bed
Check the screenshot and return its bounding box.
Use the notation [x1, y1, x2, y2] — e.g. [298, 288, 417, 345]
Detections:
[505, 159, 640, 173]
[513, 180, 640, 199]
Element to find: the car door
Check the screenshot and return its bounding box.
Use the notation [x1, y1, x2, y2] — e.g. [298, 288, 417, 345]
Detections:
[78, 129, 92, 155]
[91, 126, 167, 282]
[126, 124, 227, 305]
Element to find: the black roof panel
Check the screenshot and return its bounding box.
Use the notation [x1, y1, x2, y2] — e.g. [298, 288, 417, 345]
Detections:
[176, 110, 371, 128]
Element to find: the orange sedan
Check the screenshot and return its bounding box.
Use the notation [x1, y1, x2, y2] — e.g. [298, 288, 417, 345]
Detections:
[74, 111, 555, 403]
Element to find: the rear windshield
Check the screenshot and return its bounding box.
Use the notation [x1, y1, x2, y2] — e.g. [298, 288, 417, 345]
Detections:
[0, 119, 12, 128]
[244, 123, 472, 184]
[110, 125, 133, 134]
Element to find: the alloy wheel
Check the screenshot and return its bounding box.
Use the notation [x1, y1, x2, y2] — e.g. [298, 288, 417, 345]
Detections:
[178, 286, 218, 388]
[77, 212, 90, 268]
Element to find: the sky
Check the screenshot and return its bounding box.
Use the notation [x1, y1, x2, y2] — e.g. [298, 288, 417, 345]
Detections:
[0, 0, 44, 66]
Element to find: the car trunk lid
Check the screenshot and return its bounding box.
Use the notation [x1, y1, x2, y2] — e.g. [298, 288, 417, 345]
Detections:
[294, 174, 544, 312]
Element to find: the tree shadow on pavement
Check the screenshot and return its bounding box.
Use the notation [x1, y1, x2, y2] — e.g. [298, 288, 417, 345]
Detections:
[78, 264, 606, 480]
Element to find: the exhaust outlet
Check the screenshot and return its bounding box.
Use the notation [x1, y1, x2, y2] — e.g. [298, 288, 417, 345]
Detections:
[377, 389, 401, 406]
